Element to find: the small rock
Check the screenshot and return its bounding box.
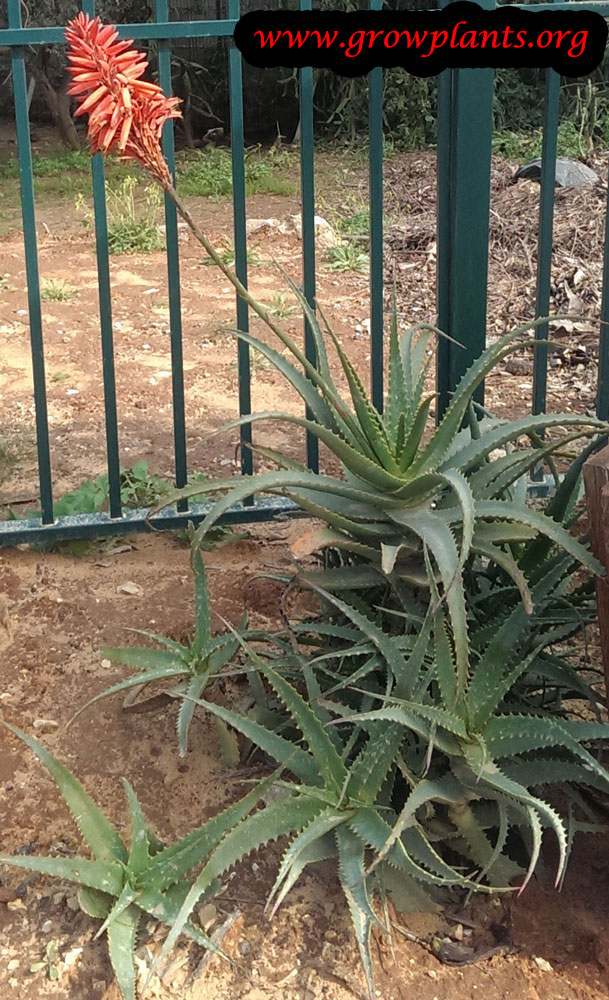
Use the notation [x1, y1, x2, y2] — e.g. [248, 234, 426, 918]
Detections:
[278, 214, 341, 249]
[65, 895, 80, 912]
[504, 357, 532, 376]
[117, 581, 143, 597]
[100, 659, 112, 669]
[533, 956, 553, 973]
[41, 920, 53, 933]
[427, 968, 437, 979]
[453, 923, 464, 942]
[245, 217, 279, 237]
[238, 939, 251, 957]
[64, 947, 83, 967]
[513, 157, 599, 189]
[143, 288, 160, 296]
[32, 719, 59, 731]
[197, 903, 217, 931]
[7, 959, 19, 971]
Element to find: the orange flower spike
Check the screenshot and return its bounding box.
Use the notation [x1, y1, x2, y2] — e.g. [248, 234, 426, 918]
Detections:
[65, 13, 181, 187]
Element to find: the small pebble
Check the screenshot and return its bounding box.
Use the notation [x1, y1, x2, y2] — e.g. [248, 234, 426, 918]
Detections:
[533, 956, 553, 973]
[33, 719, 59, 731]
[197, 903, 217, 931]
[238, 940, 251, 957]
[41, 920, 52, 933]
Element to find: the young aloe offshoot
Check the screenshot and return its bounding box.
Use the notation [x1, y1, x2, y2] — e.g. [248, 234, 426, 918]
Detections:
[0, 722, 284, 1000]
[70, 548, 247, 755]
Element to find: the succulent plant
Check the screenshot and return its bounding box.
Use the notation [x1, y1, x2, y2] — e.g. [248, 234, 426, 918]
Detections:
[70, 549, 247, 756]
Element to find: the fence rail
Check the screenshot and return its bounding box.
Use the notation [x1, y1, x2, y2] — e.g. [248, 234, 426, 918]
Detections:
[1, 0, 609, 545]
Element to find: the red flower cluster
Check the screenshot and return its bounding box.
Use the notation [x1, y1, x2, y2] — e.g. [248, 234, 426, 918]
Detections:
[65, 13, 181, 187]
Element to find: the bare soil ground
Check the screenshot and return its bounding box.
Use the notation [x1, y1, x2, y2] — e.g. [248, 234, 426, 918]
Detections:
[1, 536, 609, 1000]
[1, 128, 609, 1000]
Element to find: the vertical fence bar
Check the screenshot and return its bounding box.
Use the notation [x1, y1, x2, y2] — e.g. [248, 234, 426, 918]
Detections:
[369, 0, 384, 413]
[228, 0, 253, 484]
[155, 0, 189, 512]
[532, 69, 560, 417]
[436, 0, 494, 419]
[598, 166, 609, 421]
[82, 0, 122, 519]
[299, 0, 319, 472]
[436, 65, 451, 414]
[8, 0, 54, 523]
[437, 66, 494, 414]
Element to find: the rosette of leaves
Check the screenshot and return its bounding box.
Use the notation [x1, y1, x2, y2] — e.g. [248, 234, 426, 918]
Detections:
[0, 722, 284, 1000]
[464, 436, 602, 716]
[146, 637, 492, 999]
[248, 439, 603, 727]
[151, 282, 607, 686]
[148, 589, 609, 997]
[70, 549, 247, 755]
[309, 559, 609, 895]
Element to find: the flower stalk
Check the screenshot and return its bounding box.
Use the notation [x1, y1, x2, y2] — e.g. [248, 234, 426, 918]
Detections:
[65, 12, 288, 342]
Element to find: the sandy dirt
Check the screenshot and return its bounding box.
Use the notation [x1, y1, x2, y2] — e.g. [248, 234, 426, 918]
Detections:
[0, 535, 609, 1000]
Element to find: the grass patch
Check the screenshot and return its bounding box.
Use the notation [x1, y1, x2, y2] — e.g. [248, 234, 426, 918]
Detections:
[41, 278, 78, 302]
[106, 177, 165, 255]
[177, 145, 297, 199]
[493, 121, 586, 160]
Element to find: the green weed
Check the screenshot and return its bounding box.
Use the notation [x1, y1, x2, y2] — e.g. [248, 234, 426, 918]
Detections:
[41, 279, 78, 302]
[493, 121, 586, 161]
[201, 245, 262, 269]
[7, 462, 240, 554]
[264, 291, 299, 319]
[324, 242, 369, 273]
[105, 177, 165, 255]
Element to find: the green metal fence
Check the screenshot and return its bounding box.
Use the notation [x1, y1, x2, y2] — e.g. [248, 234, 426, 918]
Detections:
[1, 0, 609, 546]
